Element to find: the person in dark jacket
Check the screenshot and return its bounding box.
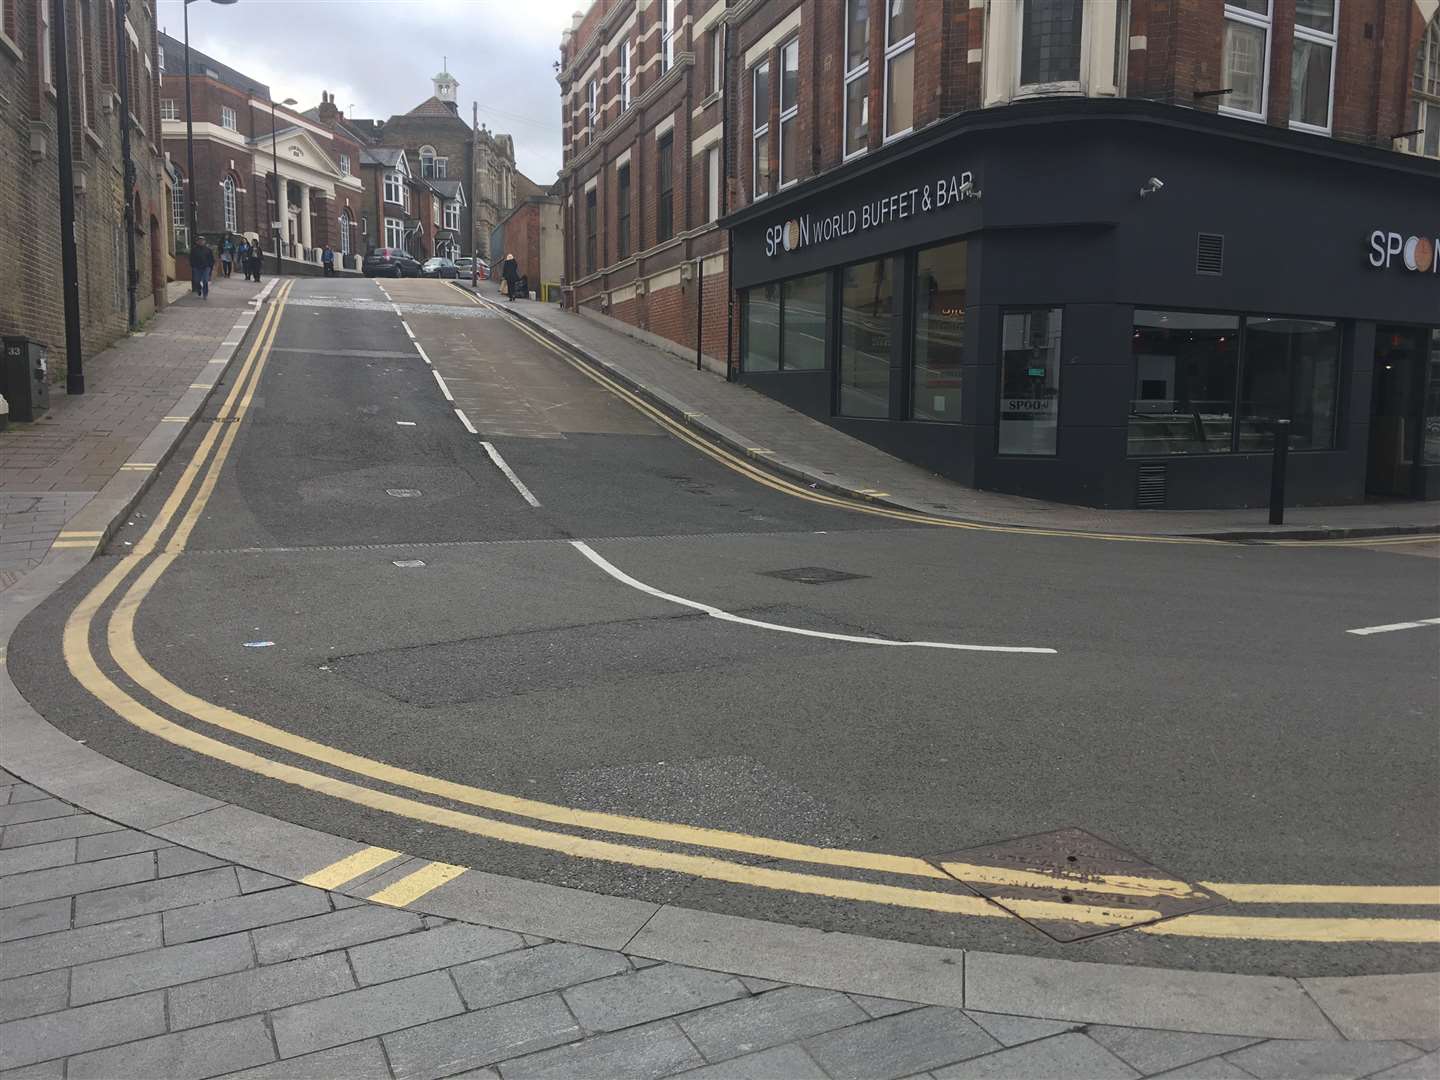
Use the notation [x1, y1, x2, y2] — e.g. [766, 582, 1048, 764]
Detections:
[501, 253, 519, 301]
[237, 238, 252, 281]
[191, 237, 215, 299]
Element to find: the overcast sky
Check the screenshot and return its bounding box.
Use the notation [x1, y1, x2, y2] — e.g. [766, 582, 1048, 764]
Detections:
[157, 0, 579, 183]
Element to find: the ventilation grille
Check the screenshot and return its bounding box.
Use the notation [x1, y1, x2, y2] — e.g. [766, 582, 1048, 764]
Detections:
[1137, 464, 1167, 508]
[1196, 233, 1224, 276]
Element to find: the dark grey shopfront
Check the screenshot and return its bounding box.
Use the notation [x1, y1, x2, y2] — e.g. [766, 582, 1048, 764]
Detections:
[724, 99, 1440, 510]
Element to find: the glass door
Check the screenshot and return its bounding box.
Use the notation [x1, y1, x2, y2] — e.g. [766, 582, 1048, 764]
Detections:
[1367, 327, 1427, 497]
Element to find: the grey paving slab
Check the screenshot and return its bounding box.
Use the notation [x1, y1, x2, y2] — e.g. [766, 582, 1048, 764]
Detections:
[628, 907, 968, 1007]
[252, 903, 422, 963]
[0, 990, 165, 1071]
[0, 1059, 65, 1080]
[220, 1038, 392, 1080]
[271, 969, 463, 1058]
[169, 951, 355, 1030]
[564, 962, 748, 1033]
[0, 914, 161, 979]
[67, 1015, 275, 1080]
[0, 839, 74, 878]
[1366, 1051, 1440, 1079]
[932, 1033, 1141, 1079]
[0, 852, 154, 909]
[164, 883, 332, 944]
[153, 803, 380, 882]
[851, 993, 924, 1019]
[234, 868, 289, 893]
[383, 992, 581, 1080]
[157, 847, 230, 878]
[0, 799, 79, 827]
[678, 985, 868, 1062]
[451, 941, 630, 1010]
[1, 787, 46, 805]
[75, 829, 171, 861]
[0, 898, 71, 944]
[500, 1018, 704, 1080]
[1087, 1026, 1261, 1075]
[675, 1042, 830, 1079]
[739, 976, 785, 994]
[965, 951, 1336, 1039]
[963, 1011, 1080, 1047]
[348, 920, 523, 985]
[70, 930, 253, 1005]
[1300, 973, 1440, 1041]
[1151, 1059, 1261, 1079]
[0, 969, 68, 1023]
[1225, 1039, 1423, 1080]
[1410, 1040, 1440, 1053]
[74, 865, 238, 925]
[0, 814, 123, 848]
[802, 1006, 1000, 1080]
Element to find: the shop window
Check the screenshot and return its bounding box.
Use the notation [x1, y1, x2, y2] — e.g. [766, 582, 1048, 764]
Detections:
[1222, 1, 1270, 120]
[1290, 0, 1336, 133]
[844, 0, 870, 158]
[1406, 20, 1440, 158]
[839, 258, 896, 418]
[911, 240, 967, 422]
[778, 39, 800, 186]
[884, 0, 915, 140]
[617, 163, 631, 259]
[998, 309, 1062, 455]
[752, 60, 771, 197]
[743, 284, 781, 372]
[1020, 0, 1083, 87]
[741, 274, 828, 373]
[657, 132, 674, 242]
[1129, 311, 1240, 455]
[1425, 330, 1440, 465]
[1237, 317, 1339, 451]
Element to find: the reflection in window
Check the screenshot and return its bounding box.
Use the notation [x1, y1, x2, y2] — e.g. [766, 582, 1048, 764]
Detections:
[911, 240, 966, 422]
[782, 274, 827, 370]
[998, 309, 1062, 455]
[1020, 0, 1084, 86]
[1222, 2, 1269, 118]
[742, 284, 780, 372]
[1425, 330, 1440, 465]
[884, 0, 915, 138]
[1129, 311, 1239, 455]
[1238, 317, 1338, 451]
[839, 258, 895, 417]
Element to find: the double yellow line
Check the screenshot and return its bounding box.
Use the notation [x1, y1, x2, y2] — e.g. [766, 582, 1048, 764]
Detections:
[58, 279, 1440, 943]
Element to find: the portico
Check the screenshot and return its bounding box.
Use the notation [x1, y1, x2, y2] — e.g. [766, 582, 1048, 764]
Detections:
[255, 125, 364, 263]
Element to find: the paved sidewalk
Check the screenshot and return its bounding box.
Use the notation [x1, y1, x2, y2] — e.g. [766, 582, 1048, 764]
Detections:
[480, 285, 1438, 541]
[2, 777, 1435, 1080]
[0, 279, 263, 583]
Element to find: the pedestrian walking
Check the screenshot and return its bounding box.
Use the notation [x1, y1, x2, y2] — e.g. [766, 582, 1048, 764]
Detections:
[322, 245, 335, 276]
[237, 238, 252, 281]
[191, 236, 215, 299]
[501, 253, 519, 301]
[220, 234, 234, 278]
[248, 236, 263, 283]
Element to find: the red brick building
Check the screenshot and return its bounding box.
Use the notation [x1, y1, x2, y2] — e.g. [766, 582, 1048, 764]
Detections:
[491, 192, 563, 296]
[560, 1, 1439, 510]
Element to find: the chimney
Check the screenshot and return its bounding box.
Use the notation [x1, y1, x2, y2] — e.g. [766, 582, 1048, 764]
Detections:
[318, 90, 338, 122]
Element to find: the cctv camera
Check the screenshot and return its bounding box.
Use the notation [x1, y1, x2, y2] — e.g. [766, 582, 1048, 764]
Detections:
[1140, 176, 1165, 197]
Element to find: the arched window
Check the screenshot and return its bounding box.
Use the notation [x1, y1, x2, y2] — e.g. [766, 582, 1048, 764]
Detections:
[1410, 19, 1440, 158]
[419, 144, 437, 178]
[222, 175, 237, 232]
[338, 209, 351, 256]
[171, 173, 188, 249]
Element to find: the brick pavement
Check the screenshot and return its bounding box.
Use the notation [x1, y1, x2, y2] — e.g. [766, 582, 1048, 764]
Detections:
[0, 280, 262, 580]
[1, 775, 1433, 1080]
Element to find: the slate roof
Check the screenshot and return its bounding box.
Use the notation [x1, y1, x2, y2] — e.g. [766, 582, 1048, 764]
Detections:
[360, 147, 405, 168]
[158, 33, 269, 99]
[407, 97, 459, 118]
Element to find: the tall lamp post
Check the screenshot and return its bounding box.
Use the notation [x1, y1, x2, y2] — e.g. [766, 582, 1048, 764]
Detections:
[182, 0, 238, 288]
[270, 96, 297, 276]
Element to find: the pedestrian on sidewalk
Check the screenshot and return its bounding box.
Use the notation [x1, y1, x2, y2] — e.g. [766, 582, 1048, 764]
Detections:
[248, 237, 263, 284]
[237, 237, 252, 282]
[220, 234, 234, 278]
[191, 237, 215, 300]
[322, 245, 335, 276]
[502, 252, 519, 301]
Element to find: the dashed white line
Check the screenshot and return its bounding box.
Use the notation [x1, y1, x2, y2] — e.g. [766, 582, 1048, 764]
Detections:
[481, 441, 541, 507]
[1346, 617, 1440, 636]
[570, 541, 1057, 654]
[454, 408, 477, 434]
[396, 421, 416, 427]
[413, 342, 433, 366]
[432, 370, 454, 402]
[402, 321, 416, 339]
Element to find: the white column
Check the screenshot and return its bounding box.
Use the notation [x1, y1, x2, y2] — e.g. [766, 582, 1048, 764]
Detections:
[299, 186, 313, 251]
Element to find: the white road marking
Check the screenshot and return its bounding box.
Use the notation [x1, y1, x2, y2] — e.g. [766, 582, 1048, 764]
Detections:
[454, 408, 477, 434]
[570, 542, 1057, 654]
[481, 441, 541, 507]
[392, 304, 403, 317]
[402, 322, 416, 339]
[396, 421, 416, 426]
[1347, 617, 1440, 636]
[432, 370, 454, 402]
[413, 342, 433, 366]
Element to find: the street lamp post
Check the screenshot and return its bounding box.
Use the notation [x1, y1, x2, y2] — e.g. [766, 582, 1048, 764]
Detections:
[270, 96, 297, 277]
[182, 0, 237, 289]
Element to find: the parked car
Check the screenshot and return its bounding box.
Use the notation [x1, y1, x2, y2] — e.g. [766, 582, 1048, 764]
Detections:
[421, 257, 459, 279]
[454, 257, 474, 275]
[362, 247, 421, 278]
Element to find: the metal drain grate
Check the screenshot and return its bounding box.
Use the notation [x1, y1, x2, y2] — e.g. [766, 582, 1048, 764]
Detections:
[932, 828, 1218, 942]
[759, 567, 869, 585]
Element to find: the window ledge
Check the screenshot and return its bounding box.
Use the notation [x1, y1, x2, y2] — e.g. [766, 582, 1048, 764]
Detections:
[0, 29, 23, 61]
[1217, 105, 1266, 124]
[1013, 82, 1084, 100]
[84, 125, 104, 151]
[1288, 120, 1332, 138]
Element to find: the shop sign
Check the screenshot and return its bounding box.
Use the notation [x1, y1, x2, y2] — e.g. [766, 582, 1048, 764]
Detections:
[1368, 230, 1438, 274]
[765, 172, 974, 258]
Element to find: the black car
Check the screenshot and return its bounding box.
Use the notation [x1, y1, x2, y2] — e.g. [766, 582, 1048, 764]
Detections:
[420, 257, 459, 279]
[362, 247, 421, 278]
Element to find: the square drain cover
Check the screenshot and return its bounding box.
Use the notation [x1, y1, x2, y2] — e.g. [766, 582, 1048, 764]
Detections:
[760, 566, 868, 585]
[933, 828, 1218, 942]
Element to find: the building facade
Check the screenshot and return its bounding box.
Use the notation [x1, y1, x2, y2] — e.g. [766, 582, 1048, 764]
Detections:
[560, 0, 1440, 510]
[491, 192, 564, 295]
[2, 0, 171, 367]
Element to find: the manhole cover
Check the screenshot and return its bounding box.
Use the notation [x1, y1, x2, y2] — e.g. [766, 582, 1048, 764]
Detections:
[760, 567, 869, 585]
[386, 489, 422, 498]
[932, 828, 1218, 942]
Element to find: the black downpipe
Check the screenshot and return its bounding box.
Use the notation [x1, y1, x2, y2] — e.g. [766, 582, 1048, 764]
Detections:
[115, 0, 138, 329]
[722, 20, 734, 382]
[54, 0, 85, 393]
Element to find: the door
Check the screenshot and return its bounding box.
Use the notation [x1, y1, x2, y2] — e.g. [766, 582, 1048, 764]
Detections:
[1367, 327, 1426, 497]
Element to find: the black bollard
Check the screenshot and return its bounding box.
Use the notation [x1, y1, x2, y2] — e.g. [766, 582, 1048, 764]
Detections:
[1269, 419, 1292, 525]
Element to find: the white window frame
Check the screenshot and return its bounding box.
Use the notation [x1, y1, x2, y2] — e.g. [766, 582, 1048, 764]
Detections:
[588, 79, 599, 141]
[982, 1, 1124, 107]
[77, 0, 90, 128]
[41, 0, 53, 90]
[433, 156, 447, 179]
[1288, 0, 1338, 135]
[161, 98, 179, 120]
[1013, 0, 1085, 96]
[709, 25, 724, 96]
[662, 0, 679, 72]
[843, 0, 870, 160]
[221, 104, 237, 131]
[444, 201, 459, 230]
[403, 186, 411, 214]
[419, 145, 436, 178]
[1220, 1, 1273, 123]
[384, 216, 404, 250]
[882, 0, 915, 142]
[338, 153, 350, 176]
[338, 210, 351, 255]
[706, 145, 720, 223]
[1405, 20, 1440, 157]
[171, 175, 188, 249]
[383, 170, 403, 205]
[752, 60, 770, 199]
[222, 175, 237, 231]
[777, 38, 800, 188]
[621, 40, 634, 109]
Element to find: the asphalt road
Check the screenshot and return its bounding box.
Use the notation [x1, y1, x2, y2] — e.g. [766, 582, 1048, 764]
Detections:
[12, 277, 1439, 976]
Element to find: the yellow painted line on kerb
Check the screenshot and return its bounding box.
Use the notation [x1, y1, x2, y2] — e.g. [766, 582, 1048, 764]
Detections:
[941, 861, 1206, 902]
[367, 862, 467, 907]
[1201, 882, 1440, 906]
[301, 846, 400, 890]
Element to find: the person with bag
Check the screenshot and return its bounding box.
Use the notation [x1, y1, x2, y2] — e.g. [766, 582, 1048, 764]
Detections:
[501, 253, 519, 301]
